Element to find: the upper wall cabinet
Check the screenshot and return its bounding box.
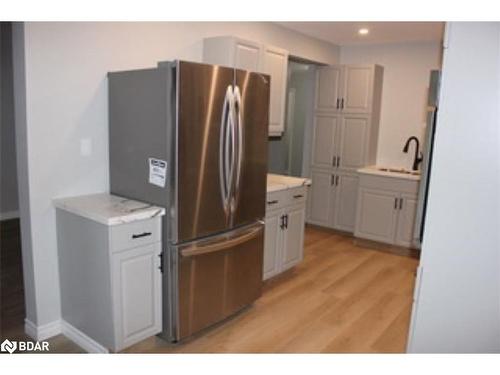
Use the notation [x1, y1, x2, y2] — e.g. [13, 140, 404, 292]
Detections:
[261, 45, 288, 136]
[203, 36, 289, 136]
[311, 64, 383, 171]
[315, 66, 343, 112]
[315, 64, 381, 114]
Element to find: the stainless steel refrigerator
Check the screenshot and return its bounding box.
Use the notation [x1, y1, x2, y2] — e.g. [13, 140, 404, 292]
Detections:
[108, 60, 269, 341]
[415, 70, 441, 244]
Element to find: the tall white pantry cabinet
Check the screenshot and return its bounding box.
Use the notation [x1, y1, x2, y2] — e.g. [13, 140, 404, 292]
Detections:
[307, 65, 384, 232]
[203, 36, 289, 136]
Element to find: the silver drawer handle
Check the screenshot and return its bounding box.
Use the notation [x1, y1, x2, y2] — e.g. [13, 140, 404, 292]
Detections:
[267, 200, 279, 205]
[293, 194, 304, 199]
[132, 232, 152, 239]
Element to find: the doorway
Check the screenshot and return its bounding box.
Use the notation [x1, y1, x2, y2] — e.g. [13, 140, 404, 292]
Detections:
[267, 59, 317, 177]
[1, 21, 24, 341]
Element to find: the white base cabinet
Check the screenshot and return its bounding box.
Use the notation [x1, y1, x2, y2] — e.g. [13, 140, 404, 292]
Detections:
[354, 172, 419, 248]
[111, 242, 162, 350]
[263, 186, 307, 280]
[55, 209, 163, 352]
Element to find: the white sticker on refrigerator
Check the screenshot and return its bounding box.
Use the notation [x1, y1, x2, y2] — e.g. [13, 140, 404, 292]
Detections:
[148, 158, 167, 188]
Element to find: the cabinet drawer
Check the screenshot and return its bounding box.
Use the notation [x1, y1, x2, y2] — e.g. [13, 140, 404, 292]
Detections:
[110, 218, 161, 252]
[266, 190, 288, 212]
[285, 186, 307, 206]
[358, 174, 419, 195]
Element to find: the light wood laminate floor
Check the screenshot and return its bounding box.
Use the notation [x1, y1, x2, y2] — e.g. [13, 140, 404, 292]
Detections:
[2, 224, 418, 353]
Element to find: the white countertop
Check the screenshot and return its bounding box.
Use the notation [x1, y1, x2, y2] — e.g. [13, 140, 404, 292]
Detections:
[267, 173, 312, 193]
[53, 193, 165, 226]
[357, 166, 421, 181]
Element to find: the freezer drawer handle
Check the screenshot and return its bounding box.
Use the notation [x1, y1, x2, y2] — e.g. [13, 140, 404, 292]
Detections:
[180, 226, 262, 257]
[132, 232, 152, 239]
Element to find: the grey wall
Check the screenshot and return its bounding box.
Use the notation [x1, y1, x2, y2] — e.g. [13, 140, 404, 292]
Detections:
[1, 22, 19, 219]
[13, 22, 340, 329]
[408, 22, 500, 353]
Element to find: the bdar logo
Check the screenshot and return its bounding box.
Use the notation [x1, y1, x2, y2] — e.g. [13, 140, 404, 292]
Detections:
[1, 339, 17, 354]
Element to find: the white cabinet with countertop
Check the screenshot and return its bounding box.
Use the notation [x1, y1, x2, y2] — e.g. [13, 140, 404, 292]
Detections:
[264, 174, 311, 280]
[354, 167, 420, 248]
[54, 193, 165, 353]
[308, 64, 383, 233]
[203, 36, 289, 136]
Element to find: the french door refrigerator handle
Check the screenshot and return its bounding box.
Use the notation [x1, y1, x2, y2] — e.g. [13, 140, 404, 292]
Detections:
[219, 85, 234, 216]
[233, 85, 244, 210]
[180, 224, 263, 257]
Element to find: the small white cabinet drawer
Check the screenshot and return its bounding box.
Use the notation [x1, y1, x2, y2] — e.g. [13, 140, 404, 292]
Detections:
[110, 218, 161, 252]
[266, 190, 288, 211]
[285, 187, 307, 206]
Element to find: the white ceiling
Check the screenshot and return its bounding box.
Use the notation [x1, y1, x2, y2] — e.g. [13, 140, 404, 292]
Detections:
[277, 22, 445, 46]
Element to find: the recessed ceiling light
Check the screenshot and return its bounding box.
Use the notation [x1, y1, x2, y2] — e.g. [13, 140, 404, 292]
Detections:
[358, 28, 369, 35]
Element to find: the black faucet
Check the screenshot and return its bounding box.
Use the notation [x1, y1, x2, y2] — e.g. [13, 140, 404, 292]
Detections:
[403, 136, 423, 171]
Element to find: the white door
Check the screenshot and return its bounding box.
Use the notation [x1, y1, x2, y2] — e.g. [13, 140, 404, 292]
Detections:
[308, 169, 335, 227]
[311, 114, 339, 168]
[337, 115, 369, 171]
[112, 243, 162, 351]
[315, 66, 342, 112]
[234, 40, 261, 71]
[341, 65, 373, 114]
[282, 205, 306, 271]
[263, 209, 283, 280]
[354, 187, 398, 244]
[333, 172, 359, 232]
[395, 193, 418, 247]
[261, 46, 289, 135]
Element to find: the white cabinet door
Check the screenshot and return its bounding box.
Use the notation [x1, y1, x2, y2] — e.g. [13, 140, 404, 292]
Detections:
[112, 243, 162, 351]
[395, 194, 418, 247]
[263, 209, 283, 280]
[234, 40, 261, 71]
[341, 65, 373, 114]
[333, 173, 359, 232]
[315, 66, 342, 112]
[308, 169, 335, 226]
[261, 46, 289, 135]
[311, 114, 339, 168]
[337, 115, 369, 171]
[282, 205, 305, 271]
[355, 187, 398, 244]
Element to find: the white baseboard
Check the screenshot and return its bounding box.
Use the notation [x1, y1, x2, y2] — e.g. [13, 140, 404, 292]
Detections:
[24, 318, 62, 341]
[24, 318, 108, 353]
[0, 210, 19, 221]
[60, 320, 109, 353]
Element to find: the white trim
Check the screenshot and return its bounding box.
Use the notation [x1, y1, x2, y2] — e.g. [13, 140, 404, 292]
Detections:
[24, 319, 108, 353]
[24, 318, 61, 341]
[0, 210, 20, 221]
[60, 320, 109, 353]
